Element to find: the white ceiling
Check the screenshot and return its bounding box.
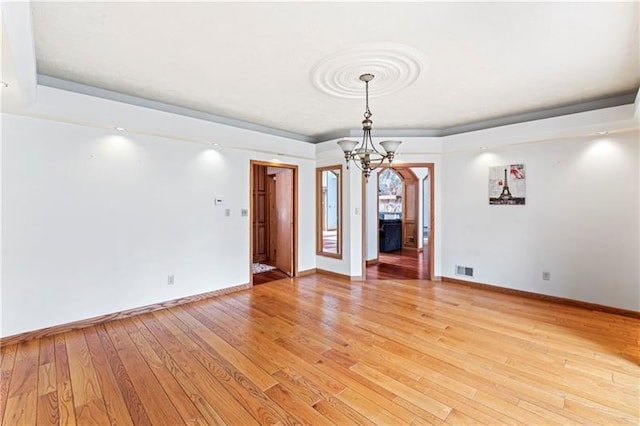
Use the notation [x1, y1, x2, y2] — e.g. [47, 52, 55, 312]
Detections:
[29, 2, 640, 141]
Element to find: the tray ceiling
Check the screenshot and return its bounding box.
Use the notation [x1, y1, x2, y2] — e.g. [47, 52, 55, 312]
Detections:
[30, 2, 640, 141]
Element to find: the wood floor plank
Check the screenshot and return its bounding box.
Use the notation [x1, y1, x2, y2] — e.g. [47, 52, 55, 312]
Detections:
[187, 301, 346, 397]
[64, 330, 110, 424]
[123, 318, 207, 425]
[64, 331, 104, 407]
[3, 339, 40, 425]
[83, 326, 134, 426]
[264, 383, 332, 425]
[36, 391, 59, 425]
[130, 317, 227, 425]
[94, 325, 152, 425]
[4, 391, 38, 425]
[144, 311, 263, 425]
[53, 335, 77, 426]
[350, 362, 453, 421]
[37, 362, 56, 397]
[170, 305, 278, 391]
[314, 355, 418, 423]
[312, 397, 376, 426]
[104, 320, 185, 425]
[337, 387, 412, 424]
[38, 337, 55, 366]
[0, 344, 18, 423]
[2, 273, 638, 425]
[37, 337, 57, 400]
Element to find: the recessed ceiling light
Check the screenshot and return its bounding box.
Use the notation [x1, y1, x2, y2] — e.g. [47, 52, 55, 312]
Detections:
[480, 146, 489, 150]
[1, 81, 8, 88]
[597, 131, 608, 135]
[113, 126, 126, 131]
[211, 142, 220, 146]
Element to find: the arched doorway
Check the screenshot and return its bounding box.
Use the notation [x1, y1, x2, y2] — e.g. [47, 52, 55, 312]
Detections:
[364, 164, 434, 280]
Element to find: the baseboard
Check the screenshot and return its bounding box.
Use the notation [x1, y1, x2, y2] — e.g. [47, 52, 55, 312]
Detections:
[316, 268, 362, 281]
[0, 282, 252, 347]
[441, 277, 640, 319]
[431, 275, 442, 282]
[365, 258, 379, 266]
[297, 268, 317, 277]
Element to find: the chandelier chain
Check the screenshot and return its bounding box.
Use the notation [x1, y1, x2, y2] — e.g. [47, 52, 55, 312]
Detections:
[364, 80, 372, 119]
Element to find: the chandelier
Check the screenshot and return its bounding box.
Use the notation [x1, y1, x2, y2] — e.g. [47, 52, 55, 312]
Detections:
[337, 73, 401, 181]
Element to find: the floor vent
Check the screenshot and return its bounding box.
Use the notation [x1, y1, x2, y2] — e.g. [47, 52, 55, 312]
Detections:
[455, 265, 474, 278]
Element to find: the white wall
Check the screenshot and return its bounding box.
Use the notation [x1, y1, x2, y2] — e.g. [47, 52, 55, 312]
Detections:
[0, 116, 3, 335]
[441, 133, 640, 310]
[1, 114, 315, 337]
[412, 168, 429, 251]
[365, 169, 379, 261]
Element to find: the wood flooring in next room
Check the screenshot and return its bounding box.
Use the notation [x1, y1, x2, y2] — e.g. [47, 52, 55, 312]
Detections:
[367, 247, 430, 280]
[1, 274, 638, 425]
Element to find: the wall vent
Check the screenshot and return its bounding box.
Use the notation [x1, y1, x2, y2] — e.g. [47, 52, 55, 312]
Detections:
[455, 265, 474, 278]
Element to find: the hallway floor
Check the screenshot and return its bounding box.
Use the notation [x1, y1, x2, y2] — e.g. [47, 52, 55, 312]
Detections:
[367, 242, 430, 280]
[253, 261, 289, 285]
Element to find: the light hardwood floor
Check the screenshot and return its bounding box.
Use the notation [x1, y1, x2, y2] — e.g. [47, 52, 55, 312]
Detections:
[2, 275, 639, 425]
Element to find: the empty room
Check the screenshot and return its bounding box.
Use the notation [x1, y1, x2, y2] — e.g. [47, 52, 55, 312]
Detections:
[1, 2, 639, 425]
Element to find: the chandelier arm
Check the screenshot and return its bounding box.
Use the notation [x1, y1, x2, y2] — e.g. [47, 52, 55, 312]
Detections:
[349, 153, 366, 172]
[366, 131, 384, 156]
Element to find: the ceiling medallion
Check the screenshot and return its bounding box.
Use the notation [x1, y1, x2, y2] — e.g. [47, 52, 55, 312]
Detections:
[310, 42, 426, 99]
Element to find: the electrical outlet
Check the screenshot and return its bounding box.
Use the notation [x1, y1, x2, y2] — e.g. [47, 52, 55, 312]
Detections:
[241, 209, 248, 217]
[225, 208, 231, 217]
[168, 275, 175, 285]
[542, 271, 551, 281]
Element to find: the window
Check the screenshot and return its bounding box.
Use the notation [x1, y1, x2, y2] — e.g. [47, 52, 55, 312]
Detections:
[378, 168, 403, 220]
[316, 166, 342, 258]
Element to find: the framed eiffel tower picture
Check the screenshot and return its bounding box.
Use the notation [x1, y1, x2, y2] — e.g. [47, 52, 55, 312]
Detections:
[489, 164, 526, 205]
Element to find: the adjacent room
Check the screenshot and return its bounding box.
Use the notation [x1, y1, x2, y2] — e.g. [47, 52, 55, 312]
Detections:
[1, 2, 639, 424]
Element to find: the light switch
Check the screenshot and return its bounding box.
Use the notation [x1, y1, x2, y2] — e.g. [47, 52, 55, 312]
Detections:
[225, 208, 230, 217]
[241, 209, 248, 217]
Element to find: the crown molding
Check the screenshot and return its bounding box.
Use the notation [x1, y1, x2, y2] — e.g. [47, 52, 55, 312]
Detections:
[37, 74, 316, 143]
[38, 75, 636, 145]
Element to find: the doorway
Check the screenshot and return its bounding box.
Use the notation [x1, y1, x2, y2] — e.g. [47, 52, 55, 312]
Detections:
[365, 163, 434, 280]
[250, 161, 297, 285]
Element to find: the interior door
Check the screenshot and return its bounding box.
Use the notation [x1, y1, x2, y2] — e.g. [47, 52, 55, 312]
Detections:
[268, 174, 277, 261]
[252, 165, 268, 262]
[275, 169, 294, 276]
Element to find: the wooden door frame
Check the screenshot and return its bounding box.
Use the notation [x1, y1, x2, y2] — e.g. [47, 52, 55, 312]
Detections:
[363, 163, 435, 281]
[249, 160, 298, 286]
